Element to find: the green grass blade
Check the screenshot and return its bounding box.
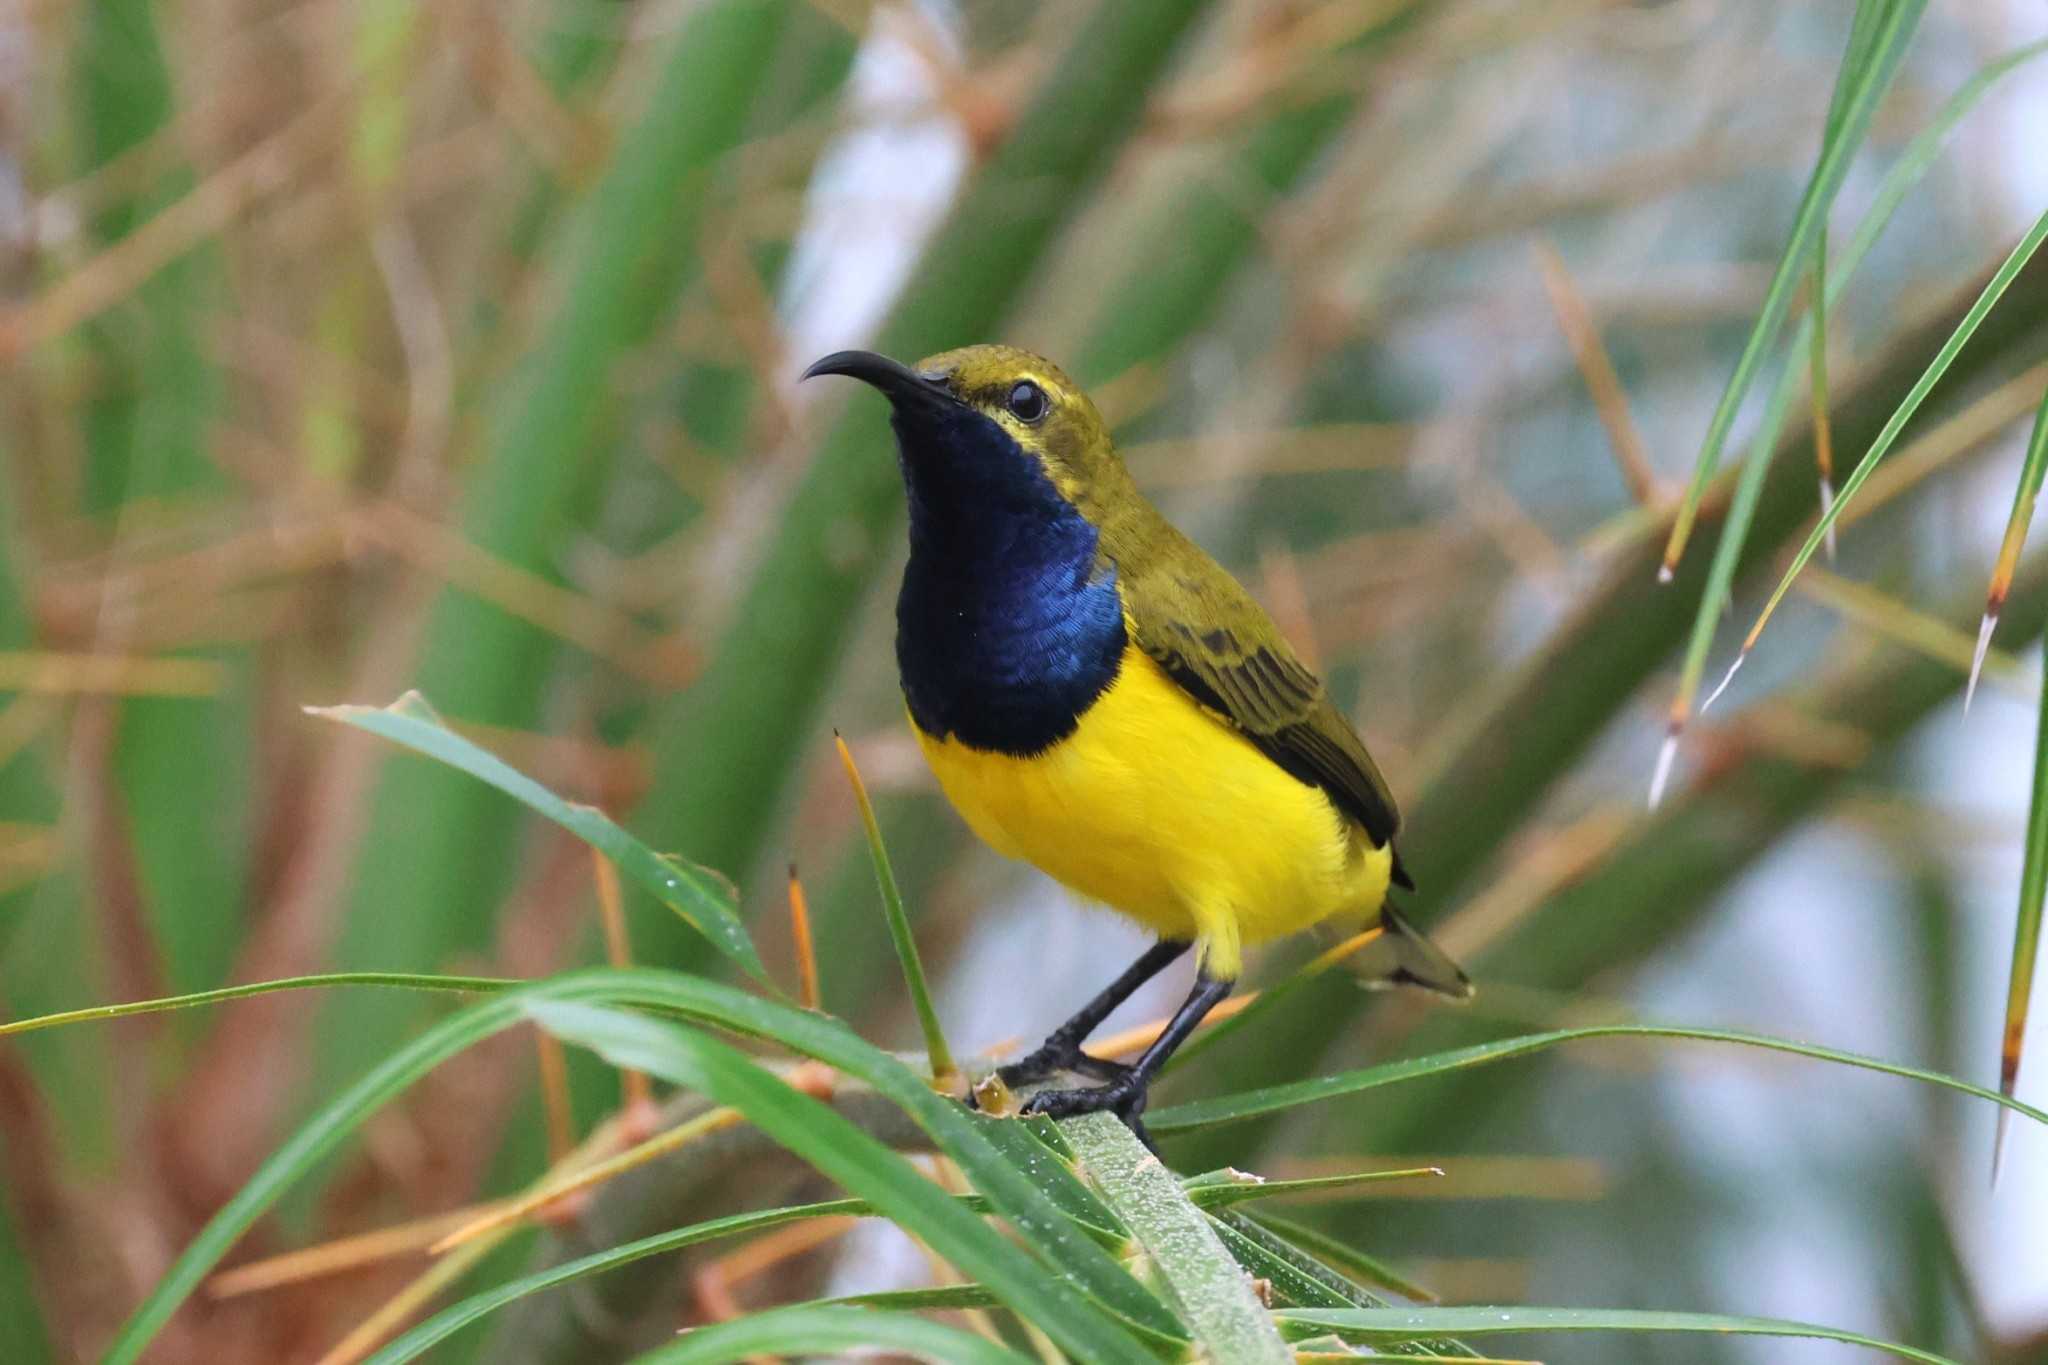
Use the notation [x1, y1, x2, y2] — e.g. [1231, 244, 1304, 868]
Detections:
[112, 961, 1181, 1364]
[1183, 1167, 1443, 1210]
[368, 1197, 987, 1363]
[1199, 261, 2048, 1171]
[1659, 0, 1925, 576]
[101, 993, 531, 1364]
[529, 1001, 1161, 1364]
[0, 972, 511, 1038]
[1149, 1023, 2048, 1134]
[1278, 1306, 1960, 1364]
[1656, 33, 2048, 796]
[627, 1304, 1035, 1365]
[1247, 1213, 1439, 1305]
[312, 693, 767, 982]
[537, 969, 1185, 1345]
[1998, 636, 2048, 1175]
[971, 1115, 1126, 1240]
[1064, 1110, 1290, 1365]
[827, 1285, 1006, 1311]
[1972, 380, 2048, 707]
[1731, 203, 2048, 665]
[1204, 1212, 1473, 1355]
[1811, 223, 1838, 560]
[1310, 552, 2048, 1177]
[1208, 1215, 1368, 1312]
[835, 734, 954, 1081]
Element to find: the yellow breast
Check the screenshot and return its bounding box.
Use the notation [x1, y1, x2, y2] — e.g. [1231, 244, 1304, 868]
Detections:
[912, 643, 1392, 978]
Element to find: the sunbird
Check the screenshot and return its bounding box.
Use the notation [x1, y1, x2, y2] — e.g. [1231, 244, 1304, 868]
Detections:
[805, 344, 1470, 1135]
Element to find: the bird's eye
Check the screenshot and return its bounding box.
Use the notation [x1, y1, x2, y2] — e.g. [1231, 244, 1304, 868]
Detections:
[1006, 380, 1048, 423]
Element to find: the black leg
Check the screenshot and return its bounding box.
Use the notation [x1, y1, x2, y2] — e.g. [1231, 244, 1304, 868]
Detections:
[991, 939, 1189, 1091]
[1018, 969, 1234, 1138]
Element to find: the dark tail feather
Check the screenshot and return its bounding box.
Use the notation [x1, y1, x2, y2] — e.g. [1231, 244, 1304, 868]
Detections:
[1373, 902, 1473, 1000]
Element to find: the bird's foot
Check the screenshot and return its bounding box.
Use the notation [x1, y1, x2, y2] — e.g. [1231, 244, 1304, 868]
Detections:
[967, 1045, 1130, 1113]
[995, 1040, 1131, 1091]
[1018, 1076, 1157, 1151]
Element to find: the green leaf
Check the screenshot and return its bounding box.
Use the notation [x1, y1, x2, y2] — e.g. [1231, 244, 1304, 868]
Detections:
[836, 734, 954, 1079]
[0, 971, 510, 1039]
[1183, 1167, 1443, 1210]
[1149, 1024, 2048, 1134]
[542, 971, 1185, 1347]
[969, 1112, 1126, 1241]
[1277, 1306, 1961, 1364]
[1064, 1110, 1290, 1364]
[311, 694, 766, 981]
[828, 1285, 1007, 1312]
[627, 1304, 1036, 1365]
[1246, 1213, 1439, 1305]
[1972, 379, 2048, 705]
[1666, 28, 2048, 762]
[529, 1000, 1164, 1363]
[1733, 202, 2048, 661]
[2001, 616, 2048, 1172]
[1659, 0, 1925, 573]
[368, 1197, 1019, 1364]
[1203, 1212, 1472, 1357]
[107, 966, 1185, 1362]
[102, 993, 532, 1365]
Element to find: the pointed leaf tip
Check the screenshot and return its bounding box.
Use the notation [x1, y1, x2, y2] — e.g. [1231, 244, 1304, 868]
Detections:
[1965, 612, 1998, 714]
[1648, 731, 1679, 810]
[1701, 652, 1745, 712]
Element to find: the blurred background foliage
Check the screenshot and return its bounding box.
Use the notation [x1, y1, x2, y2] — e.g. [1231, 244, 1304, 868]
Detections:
[2, 0, 2047, 1360]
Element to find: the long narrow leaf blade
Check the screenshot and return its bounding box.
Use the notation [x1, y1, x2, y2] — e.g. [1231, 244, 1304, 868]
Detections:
[632, 1304, 1035, 1365]
[1972, 382, 2048, 708]
[835, 734, 954, 1080]
[1998, 645, 2048, 1176]
[365, 1199, 882, 1363]
[1655, 33, 2048, 801]
[1064, 1111, 1290, 1364]
[311, 693, 767, 982]
[0, 972, 510, 1038]
[1659, 0, 1926, 576]
[1728, 204, 2048, 669]
[1149, 1023, 2048, 1134]
[527, 970, 1187, 1346]
[101, 995, 531, 1364]
[529, 1002, 1157, 1364]
[1278, 1306, 1959, 1364]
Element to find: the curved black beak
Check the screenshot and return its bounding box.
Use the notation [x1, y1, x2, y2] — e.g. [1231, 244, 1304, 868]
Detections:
[802, 350, 955, 414]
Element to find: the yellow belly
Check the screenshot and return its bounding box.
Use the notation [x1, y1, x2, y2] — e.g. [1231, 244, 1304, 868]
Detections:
[912, 644, 1392, 979]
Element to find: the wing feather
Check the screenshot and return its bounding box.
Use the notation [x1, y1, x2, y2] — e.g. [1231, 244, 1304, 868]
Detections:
[1117, 532, 1410, 886]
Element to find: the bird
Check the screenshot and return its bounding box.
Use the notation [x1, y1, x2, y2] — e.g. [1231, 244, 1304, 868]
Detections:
[803, 343, 1470, 1138]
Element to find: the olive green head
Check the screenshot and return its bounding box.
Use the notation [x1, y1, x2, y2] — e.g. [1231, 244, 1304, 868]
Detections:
[802, 343, 1129, 509]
